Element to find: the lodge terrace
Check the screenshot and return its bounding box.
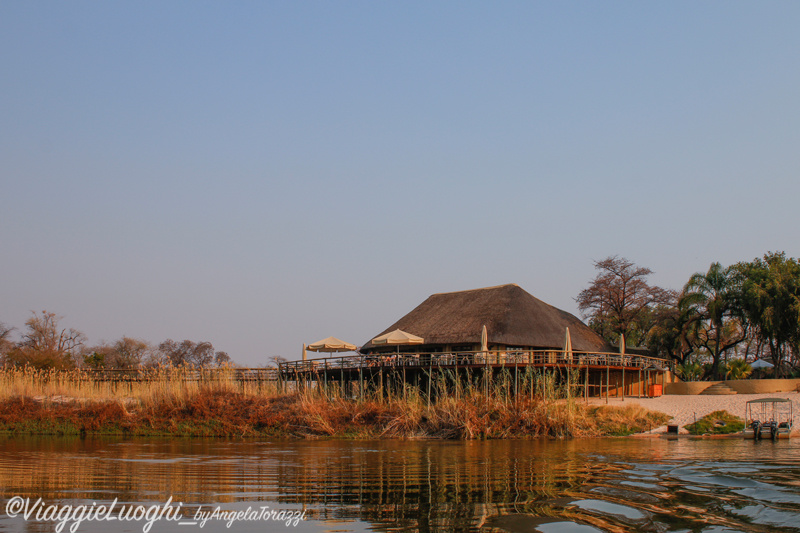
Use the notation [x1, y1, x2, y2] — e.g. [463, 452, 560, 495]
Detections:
[278, 284, 670, 400]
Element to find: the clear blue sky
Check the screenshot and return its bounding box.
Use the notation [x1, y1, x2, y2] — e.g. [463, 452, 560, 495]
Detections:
[2, 2, 799, 365]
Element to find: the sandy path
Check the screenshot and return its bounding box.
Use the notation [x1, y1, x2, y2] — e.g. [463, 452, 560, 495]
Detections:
[588, 392, 800, 434]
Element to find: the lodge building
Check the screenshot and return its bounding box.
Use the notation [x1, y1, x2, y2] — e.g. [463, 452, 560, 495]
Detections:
[280, 284, 668, 399]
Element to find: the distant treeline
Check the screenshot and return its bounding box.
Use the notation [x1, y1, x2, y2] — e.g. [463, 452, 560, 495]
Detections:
[0, 311, 232, 370]
[577, 251, 800, 381]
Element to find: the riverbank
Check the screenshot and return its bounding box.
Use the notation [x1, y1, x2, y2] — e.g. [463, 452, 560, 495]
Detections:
[592, 392, 800, 435]
[0, 390, 670, 439]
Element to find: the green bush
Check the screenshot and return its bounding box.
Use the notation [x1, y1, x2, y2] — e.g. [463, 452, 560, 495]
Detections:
[684, 410, 744, 435]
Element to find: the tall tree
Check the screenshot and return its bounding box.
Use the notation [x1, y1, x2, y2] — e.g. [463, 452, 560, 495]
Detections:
[646, 303, 700, 364]
[735, 252, 800, 377]
[679, 262, 747, 380]
[157, 339, 230, 367]
[6, 311, 86, 369]
[85, 337, 153, 369]
[110, 337, 152, 369]
[577, 256, 676, 346]
[0, 322, 14, 365]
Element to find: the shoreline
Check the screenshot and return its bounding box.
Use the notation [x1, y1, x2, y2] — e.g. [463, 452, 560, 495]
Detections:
[591, 391, 800, 436]
[0, 391, 670, 440]
[4, 390, 796, 439]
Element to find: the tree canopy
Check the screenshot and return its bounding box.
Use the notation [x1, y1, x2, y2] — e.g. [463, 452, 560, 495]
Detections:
[0, 311, 236, 370]
[578, 252, 800, 379]
[679, 262, 748, 380]
[735, 252, 800, 377]
[576, 256, 675, 346]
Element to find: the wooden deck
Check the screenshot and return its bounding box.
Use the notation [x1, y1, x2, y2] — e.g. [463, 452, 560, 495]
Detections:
[280, 350, 668, 375]
[278, 350, 670, 399]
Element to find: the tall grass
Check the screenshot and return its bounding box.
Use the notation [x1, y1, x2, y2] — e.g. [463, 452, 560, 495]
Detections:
[0, 366, 277, 406]
[0, 366, 668, 438]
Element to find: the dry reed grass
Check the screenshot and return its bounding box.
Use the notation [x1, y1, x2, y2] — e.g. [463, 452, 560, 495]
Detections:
[0, 366, 276, 406]
[0, 367, 668, 438]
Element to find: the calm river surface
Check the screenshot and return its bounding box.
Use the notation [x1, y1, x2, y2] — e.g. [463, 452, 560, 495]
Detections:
[1, 436, 799, 533]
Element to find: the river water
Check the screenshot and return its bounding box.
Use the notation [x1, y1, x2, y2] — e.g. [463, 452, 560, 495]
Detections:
[1, 436, 799, 533]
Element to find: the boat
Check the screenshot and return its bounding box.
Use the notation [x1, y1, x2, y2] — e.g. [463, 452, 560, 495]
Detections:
[743, 398, 793, 440]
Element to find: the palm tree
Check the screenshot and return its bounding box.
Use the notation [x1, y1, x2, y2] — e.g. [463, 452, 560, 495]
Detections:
[675, 360, 704, 381]
[724, 359, 753, 380]
[680, 263, 747, 380]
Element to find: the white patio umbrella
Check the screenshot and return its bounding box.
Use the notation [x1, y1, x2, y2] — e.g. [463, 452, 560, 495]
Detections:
[306, 336, 357, 354]
[750, 359, 774, 369]
[564, 327, 573, 362]
[372, 329, 423, 359]
[480, 325, 488, 353]
[372, 329, 425, 355]
[371, 329, 424, 349]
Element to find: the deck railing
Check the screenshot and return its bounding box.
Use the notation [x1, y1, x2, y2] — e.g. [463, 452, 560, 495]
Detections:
[279, 350, 670, 377]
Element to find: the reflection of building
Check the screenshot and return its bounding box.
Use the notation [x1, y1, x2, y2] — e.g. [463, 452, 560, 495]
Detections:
[360, 284, 612, 355]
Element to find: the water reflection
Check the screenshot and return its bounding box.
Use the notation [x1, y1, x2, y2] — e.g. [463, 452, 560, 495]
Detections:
[0, 436, 799, 532]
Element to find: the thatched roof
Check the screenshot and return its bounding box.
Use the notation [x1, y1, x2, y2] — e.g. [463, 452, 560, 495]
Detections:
[361, 284, 611, 352]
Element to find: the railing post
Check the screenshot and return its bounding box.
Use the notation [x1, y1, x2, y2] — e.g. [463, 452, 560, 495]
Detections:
[427, 356, 432, 408]
[638, 367, 642, 398]
[584, 363, 589, 402]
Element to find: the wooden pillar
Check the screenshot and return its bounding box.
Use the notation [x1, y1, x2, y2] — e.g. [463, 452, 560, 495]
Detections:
[427, 357, 432, 408]
[484, 355, 489, 401]
[403, 363, 407, 400]
[529, 364, 534, 401]
[455, 357, 460, 401]
[514, 361, 518, 403]
[566, 364, 570, 402]
[584, 367, 589, 402]
[638, 368, 642, 398]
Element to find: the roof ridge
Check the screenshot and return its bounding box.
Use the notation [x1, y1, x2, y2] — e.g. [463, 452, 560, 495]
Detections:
[431, 283, 519, 296]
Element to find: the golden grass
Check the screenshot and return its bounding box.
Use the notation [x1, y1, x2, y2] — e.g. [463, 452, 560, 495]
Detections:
[0, 367, 669, 438]
[0, 366, 277, 407]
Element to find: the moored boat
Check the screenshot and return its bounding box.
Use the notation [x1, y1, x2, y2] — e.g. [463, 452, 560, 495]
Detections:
[743, 398, 793, 440]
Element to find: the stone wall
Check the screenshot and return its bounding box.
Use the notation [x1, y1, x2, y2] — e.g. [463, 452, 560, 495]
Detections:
[665, 378, 800, 395]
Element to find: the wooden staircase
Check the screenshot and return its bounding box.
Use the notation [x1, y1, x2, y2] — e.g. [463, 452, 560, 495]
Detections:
[700, 382, 738, 395]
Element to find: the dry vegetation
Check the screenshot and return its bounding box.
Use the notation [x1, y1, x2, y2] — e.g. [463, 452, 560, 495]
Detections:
[0, 368, 668, 439]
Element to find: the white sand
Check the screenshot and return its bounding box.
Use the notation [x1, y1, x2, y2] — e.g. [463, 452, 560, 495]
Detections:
[589, 392, 800, 434]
